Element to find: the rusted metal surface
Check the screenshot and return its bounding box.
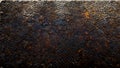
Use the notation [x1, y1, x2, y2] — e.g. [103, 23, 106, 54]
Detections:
[0, 1, 120, 68]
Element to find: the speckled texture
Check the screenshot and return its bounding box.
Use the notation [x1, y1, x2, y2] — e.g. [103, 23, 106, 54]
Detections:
[0, 1, 120, 68]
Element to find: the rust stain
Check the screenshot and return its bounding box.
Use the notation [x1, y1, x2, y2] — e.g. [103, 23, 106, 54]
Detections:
[84, 11, 90, 19]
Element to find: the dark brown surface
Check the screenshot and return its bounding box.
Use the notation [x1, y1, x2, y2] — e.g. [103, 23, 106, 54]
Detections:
[0, 1, 120, 68]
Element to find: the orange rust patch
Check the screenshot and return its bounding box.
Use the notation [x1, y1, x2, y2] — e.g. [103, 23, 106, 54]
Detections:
[84, 11, 90, 19]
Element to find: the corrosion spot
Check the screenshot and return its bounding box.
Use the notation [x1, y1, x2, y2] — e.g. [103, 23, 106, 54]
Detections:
[84, 11, 90, 19]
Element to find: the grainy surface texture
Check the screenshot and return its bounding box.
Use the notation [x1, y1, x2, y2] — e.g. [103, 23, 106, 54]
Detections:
[0, 1, 120, 68]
